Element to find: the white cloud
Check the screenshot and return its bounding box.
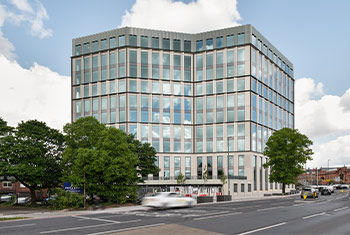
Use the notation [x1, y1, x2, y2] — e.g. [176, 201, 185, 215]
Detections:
[295, 78, 350, 139]
[295, 78, 350, 167]
[312, 135, 350, 167]
[0, 55, 70, 130]
[121, 0, 241, 33]
[8, 0, 34, 13]
[4, 0, 52, 39]
[340, 88, 350, 112]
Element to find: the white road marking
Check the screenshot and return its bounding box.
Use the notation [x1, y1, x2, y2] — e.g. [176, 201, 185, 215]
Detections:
[39, 219, 141, 234]
[193, 212, 242, 221]
[302, 212, 325, 219]
[237, 222, 287, 235]
[0, 223, 36, 229]
[257, 206, 284, 211]
[183, 210, 229, 218]
[85, 223, 166, 235]
[73, 215, 120, 223]
[334, 206, 349, 212]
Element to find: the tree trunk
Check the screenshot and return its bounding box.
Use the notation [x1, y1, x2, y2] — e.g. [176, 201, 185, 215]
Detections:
[30, 189, 36, 205]
[282, 183, 286, 195]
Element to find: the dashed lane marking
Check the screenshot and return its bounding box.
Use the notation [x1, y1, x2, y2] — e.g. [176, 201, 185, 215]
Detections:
[237, 222, 287, 235]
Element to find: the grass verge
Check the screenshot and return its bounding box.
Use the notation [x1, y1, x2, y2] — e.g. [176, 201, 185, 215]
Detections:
[0, 217, 28, 221]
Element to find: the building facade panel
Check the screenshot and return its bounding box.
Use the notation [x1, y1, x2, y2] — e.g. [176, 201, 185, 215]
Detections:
[72, 25, 295, 197]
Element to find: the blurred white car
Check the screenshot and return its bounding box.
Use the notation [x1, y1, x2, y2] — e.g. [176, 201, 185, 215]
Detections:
[142, 192, 196, 208]
[0, 195, 12, 202]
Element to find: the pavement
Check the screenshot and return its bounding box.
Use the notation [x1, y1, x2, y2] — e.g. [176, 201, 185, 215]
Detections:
[0, 191, 349, 235]
[0, 193, 298, 220]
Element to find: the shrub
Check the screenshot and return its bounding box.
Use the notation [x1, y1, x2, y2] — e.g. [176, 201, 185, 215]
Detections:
[49, 189, 84, 210]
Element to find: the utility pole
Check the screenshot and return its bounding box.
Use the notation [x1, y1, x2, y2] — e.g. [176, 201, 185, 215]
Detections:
[327, 159, 331, 185]
[227, 136, 230, 196]
[316, 167, 318, 186]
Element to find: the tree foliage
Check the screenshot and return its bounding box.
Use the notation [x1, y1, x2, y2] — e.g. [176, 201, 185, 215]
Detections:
[0, 119, 64, 204]
[176, 172, 186, 185]
[263, 128, 313, 194]
[0, 117, 13, 136]
[62, 117, 144, 204]
[126, 134, 160, 181]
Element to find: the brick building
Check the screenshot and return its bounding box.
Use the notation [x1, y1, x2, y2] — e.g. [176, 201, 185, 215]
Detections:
[298, 166, 350, 185]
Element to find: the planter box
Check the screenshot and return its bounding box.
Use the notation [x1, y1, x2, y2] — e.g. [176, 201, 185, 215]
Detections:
[217, 195, 232, 201]
[197, 196, 213, 203]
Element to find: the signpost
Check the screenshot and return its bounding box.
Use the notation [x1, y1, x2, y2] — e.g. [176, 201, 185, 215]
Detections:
[303, 192, 307, 200]
[63, 182, 82, 194]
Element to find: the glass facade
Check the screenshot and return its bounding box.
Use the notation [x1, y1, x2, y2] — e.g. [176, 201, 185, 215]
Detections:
[72, 25, 294, 192]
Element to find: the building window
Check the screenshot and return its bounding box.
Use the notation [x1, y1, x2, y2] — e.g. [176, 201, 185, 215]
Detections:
[173, 39, 181, 51]
[238, 124, 245, 151]
[196, 40, 203, 51]
[216, 36, 223, 48]
[248, 184, 252, 192]
[238, 155, 244, 176]
[129, 35, 137, 46]
[118, 51, 126, 77]
[206, 53, 213, 80]
[152, 37, 159, 48]
[83, 42, 90, 54]
[207, 156, 213, 179]
[92, 41, 99, 52]
[119, 35, 125, 47]
[129, 50, 137, 77]
[227, 50, 234, 77]
[197, 157, 202, 179]
[152, 53, 159, 79]
[163, 126, 170, 152]
[228, 155, 234, 178]
[129, 95, 138, 122]
[237, 33, 245, 45]
[184, 40, 191, 52]
[75, 44, 82, 56]
[184, 56, 191, 81]
[152, 97, 160, 122]
[100, 39, 107, 50]
[216, 52, 223, 79]
[185, 157, 191, 179]
[141, 36, 148, 47]
[253, 156, 257, 190]
[174, 126, 181, 152]
[109, 37, 116, 48]
[196, 55, 203, 81]
[162, 38, 170, 50]
[217, 156, 223, 179]
[241, 183, 245, 192]
[174, 55, 181, 80]
[164, 156, 170, 180]
[174, 157, 181, 178]
[152, 126, 160, 152]
[141, 51, 148, 78]
[227, 35, 234, 47]
[227, 124, 234, 151]
[174, 98, 181, 124]
[206, 38, 213, 50]
[234, 183, 238, 192]
[2, 181, 12, 188]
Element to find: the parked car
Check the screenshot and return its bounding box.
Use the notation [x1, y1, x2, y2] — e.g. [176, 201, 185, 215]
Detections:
[0, 195, 12, 203]
[301, 188, 318, 198]
[15, 197, 30, 204]
[321, 188, 331, 195]
[142, 192, 196, 208]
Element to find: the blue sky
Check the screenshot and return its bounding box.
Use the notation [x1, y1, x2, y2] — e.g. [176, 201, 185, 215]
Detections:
[3, 0, 349, 95]
[0, 0, 349, 167]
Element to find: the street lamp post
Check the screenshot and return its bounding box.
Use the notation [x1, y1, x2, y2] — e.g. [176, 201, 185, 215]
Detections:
[227, 137, 230, 196]
[327, 159, 331, 185]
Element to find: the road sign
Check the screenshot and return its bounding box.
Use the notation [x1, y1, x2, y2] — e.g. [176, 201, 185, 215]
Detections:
[63, 182, 82, 194]
[303, 192, 307, 200]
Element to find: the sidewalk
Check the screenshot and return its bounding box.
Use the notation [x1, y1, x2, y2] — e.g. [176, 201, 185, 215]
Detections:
[0, 194, 299, 220]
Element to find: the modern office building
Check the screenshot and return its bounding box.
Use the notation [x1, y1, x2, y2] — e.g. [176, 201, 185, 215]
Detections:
[71, 24, 295, 197]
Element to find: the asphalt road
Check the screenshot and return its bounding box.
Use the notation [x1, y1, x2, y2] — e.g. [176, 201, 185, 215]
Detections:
[0, 190, 349, 235]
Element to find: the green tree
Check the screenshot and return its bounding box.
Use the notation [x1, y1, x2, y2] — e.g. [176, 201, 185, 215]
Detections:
[220, 171, 228, 194]
[62, 117, 140, 206]
[0, 120, 64, 204]
[62, 116, 105, 208]
[263, 128, 313, 194]
[126, 135, 160, 181]
[177, 172, 186, 195]
[202, 165, 208, 195]
[0, 117, 13, 136]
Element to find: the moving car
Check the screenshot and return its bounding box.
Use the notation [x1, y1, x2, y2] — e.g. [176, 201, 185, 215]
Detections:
[0, 195, 12, 203]
[301, 188, 318, 198]
[321, 188, 331, 195]
[142, 192, 196, 208]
